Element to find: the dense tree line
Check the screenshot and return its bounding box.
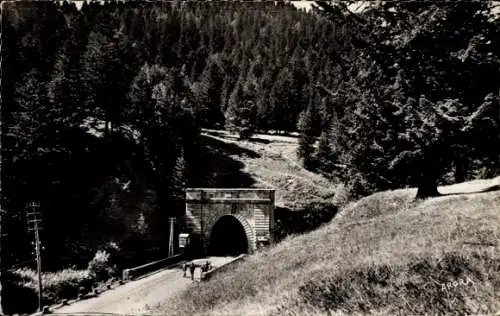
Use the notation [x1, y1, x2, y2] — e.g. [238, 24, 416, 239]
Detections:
[1, 1, 499, 291]
[299, 1, 500, 198]
[1, 1, 342, 275]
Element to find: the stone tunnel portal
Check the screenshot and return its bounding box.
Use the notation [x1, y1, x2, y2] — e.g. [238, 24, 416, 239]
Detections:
[183, 188, 275, 256]
[208, 215, 249, 256]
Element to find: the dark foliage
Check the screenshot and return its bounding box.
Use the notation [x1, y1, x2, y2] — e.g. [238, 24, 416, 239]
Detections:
[273, 202, 338, 242]
[2, 271, 39, 314]
[308, 1, 500, 199]
[2, 2, 339, 296]
[2, 3, 499, 311]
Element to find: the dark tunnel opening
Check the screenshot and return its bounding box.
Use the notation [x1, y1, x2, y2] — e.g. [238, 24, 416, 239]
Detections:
[208, 215, 249, 256]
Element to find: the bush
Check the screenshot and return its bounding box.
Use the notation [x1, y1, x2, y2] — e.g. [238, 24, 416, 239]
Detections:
[345, 171, 377, 200]
[331, 183, 350, 208]
[238, 127, 254, 140]
[3, 268, 94, 315]
[88, 250, 114, 282]
[42, 269, 94, 302]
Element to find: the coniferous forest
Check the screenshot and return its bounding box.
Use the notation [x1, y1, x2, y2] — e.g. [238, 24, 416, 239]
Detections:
[1, 1, 499, 312]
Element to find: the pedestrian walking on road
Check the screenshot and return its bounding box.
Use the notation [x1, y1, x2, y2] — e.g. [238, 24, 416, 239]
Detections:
[190, 262, 196, 280]
[201, 260, 211, 273]
[182, 263, 188, 277]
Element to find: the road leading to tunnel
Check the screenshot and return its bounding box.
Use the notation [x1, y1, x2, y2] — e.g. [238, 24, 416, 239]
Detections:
[51, 256, 235, 315]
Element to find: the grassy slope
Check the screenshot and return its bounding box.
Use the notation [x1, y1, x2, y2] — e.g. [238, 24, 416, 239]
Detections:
[200, 129, 339, 208]
[152, 176, 500, 316]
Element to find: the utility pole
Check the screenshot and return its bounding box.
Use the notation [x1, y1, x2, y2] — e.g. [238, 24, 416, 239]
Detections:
[168, 217, 175, 258]
[0, 207, 5, 316]
[26, 202, 43, 312]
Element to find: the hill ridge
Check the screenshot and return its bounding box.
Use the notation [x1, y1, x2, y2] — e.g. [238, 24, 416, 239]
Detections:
[153, 175, 500, 316]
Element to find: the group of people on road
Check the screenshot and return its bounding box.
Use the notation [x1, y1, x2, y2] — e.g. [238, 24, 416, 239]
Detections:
[182, 260, 213, 280]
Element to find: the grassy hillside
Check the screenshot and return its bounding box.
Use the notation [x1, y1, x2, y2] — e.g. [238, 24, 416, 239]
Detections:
[151, 176, 500, 316]
[200, 129, 339, 208]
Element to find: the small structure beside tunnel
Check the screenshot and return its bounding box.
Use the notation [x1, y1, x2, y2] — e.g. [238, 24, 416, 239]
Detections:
[182, 188, 275, 256]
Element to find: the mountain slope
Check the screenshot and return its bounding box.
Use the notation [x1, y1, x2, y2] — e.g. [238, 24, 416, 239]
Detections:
[200, 129, 339, 208]
[152, 176, 500, 316]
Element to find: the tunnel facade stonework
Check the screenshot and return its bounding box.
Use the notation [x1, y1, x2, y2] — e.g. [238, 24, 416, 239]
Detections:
[184, 188, 275, 254]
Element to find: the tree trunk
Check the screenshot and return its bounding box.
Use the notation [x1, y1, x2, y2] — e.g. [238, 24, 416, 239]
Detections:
[454, 156, 467, 183]
[416, 150, 442, 199]
[104, 119, 110, 136]
[416, 178, 441, 199]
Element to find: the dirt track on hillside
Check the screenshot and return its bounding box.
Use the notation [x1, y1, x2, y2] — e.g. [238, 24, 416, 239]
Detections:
[51, 256, 234, 315]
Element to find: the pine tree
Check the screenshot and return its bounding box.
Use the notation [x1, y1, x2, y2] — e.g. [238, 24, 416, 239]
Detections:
[224, 79, 257, 140]
[269, 68, 293, 133]
[297, 105, 317, 169]
[196, 57, 225, 127]
[80, 30, 107, 130]
[314, 0, 500, 198]
[316, 118, 341, 178]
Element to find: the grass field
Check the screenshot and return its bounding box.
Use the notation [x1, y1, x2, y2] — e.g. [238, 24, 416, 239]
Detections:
[200, 129, 339, 208]
[151, 176, 500, 316]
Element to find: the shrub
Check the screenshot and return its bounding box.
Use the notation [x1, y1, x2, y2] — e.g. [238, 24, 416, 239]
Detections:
[238, 127, 254, 140]
[43, 269, 94, 300]
[345, 171, 376, 200]
[3, 268, 94, 315]
[331, 183, 350, 208]
[88, 250, 114, 282]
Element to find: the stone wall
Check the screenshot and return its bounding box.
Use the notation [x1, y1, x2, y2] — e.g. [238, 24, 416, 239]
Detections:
[184, 188, 275, 254]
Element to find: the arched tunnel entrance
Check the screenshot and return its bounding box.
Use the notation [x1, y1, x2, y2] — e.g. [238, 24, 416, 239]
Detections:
[208, 215, 249, 256]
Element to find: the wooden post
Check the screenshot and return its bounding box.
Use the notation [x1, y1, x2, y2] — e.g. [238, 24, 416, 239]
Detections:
[0, 207, 4, 316]
[27, 202, 43, 312]
[168, 217, 175, 257]
[200, 191, 204, 257]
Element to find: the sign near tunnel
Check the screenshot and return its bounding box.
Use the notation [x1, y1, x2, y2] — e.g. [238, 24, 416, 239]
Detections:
[179, 233, 190, 249]
[183, 188, 275, 256]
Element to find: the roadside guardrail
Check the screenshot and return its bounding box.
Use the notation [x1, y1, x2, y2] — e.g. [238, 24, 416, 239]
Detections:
[122, 253, 184, 281]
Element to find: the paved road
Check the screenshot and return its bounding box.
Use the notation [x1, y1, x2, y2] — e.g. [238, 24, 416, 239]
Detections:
[51, 256, 234, 315]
